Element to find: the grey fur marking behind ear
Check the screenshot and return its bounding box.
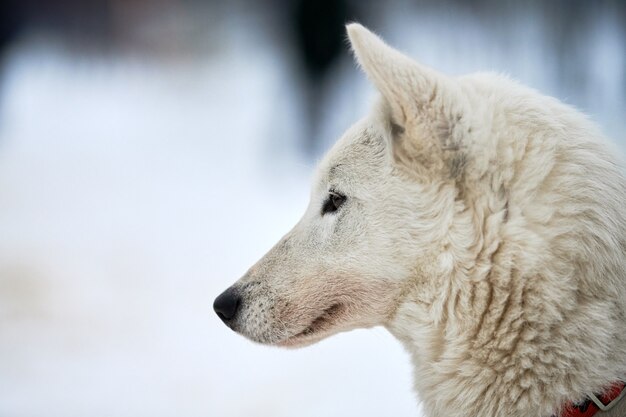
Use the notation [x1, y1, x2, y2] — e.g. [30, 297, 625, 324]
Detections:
[391, 123, 405, 136]
[449, 153, 467, 180]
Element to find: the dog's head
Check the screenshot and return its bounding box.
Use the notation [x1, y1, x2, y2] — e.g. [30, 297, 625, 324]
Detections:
[214, 24, 480, 347]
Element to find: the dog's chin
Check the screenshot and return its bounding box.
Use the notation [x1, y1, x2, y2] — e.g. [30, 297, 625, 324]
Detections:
[275, 303, 347, 349]
[235, 303, 352, 348]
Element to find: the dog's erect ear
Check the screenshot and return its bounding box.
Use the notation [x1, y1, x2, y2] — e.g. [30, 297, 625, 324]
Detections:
[347, 23, 467, 179]
[347, 23, 458, 125]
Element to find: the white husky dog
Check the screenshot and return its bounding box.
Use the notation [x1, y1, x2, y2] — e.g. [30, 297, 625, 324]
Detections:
[214, 24, 626, 417]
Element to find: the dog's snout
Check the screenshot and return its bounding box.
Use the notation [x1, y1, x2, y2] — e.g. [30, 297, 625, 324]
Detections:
[213, 287, 241, 323]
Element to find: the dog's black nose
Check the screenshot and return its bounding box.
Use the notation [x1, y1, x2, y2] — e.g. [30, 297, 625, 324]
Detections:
[213, 287, 241, 322]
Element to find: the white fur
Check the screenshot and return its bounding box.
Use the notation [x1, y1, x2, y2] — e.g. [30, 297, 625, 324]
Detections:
[217, 23, 626, 417]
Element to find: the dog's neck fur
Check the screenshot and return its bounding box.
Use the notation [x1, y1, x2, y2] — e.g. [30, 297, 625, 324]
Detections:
[378, 70, 626, 413]
[387, 187, 626, 417]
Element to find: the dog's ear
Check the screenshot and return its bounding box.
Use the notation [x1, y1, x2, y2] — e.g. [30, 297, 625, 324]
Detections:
[347, 23, 456, 127]
[347, 23, 468, 179]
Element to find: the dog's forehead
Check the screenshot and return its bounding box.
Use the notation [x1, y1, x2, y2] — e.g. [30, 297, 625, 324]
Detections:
[314, 119, 389, 190]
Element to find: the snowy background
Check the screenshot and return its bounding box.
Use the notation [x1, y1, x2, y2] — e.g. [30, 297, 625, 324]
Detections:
[0, 1, 624, 417]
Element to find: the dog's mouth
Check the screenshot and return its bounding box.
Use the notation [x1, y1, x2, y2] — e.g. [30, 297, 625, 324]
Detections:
[278, 303, 346, 347]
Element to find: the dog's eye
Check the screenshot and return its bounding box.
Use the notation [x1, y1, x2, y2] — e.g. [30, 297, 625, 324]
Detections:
[321, 191, 346, 215]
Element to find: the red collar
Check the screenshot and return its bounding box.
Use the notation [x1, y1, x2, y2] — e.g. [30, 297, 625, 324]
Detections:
[554, 381, 625, 417]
